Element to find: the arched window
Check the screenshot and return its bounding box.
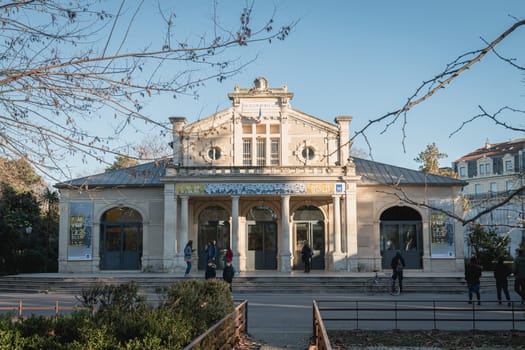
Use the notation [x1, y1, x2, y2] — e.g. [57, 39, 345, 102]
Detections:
[100, 207, 143, 270]
[380, 206, 422, 270]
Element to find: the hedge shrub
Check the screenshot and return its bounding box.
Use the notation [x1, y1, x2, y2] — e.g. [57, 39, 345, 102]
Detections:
[0, 279, 234, 349]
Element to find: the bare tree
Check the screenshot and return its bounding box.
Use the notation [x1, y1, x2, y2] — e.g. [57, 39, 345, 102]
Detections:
[349, 18, 525, 233]
[0, 0, 295, 181]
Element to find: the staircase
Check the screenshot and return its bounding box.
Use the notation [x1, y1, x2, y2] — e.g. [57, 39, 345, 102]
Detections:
[0, 273, 485, 295]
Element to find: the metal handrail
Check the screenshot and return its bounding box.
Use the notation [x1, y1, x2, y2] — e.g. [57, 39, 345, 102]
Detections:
[314, 299, 525, 331]
[313, 300, 332, 350]
[0, 300, 88, 319]
[183, 300, 248, 350]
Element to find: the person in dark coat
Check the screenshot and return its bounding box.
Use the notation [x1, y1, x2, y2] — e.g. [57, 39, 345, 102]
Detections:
[205, 260, 216, 280]
[465, 256, 483, 305]
[514, 249, 525, 305]
[494, 255, 511, 306]
[222, 261, 235, 292]
[390, 250, 406, 293]
[301, 240, 313, 273]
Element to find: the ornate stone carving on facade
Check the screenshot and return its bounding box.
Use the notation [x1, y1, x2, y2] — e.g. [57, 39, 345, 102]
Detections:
[252, 76, 269, 92]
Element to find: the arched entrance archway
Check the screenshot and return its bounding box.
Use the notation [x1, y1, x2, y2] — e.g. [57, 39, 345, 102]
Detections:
[380, 206, 422, 269]
[293, 205, 325, 270]
[197, 206, 230, 270]
[246, 206, 277, 270]
[100, 207, 143, 270]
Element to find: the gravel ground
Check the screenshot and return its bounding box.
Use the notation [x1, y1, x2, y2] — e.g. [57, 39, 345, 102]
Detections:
[235, 330, 525, 350]
[328, 330, 525, 350]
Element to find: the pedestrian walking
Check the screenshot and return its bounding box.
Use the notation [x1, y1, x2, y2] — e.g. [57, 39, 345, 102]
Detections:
[493, 255, 511, 306]
[205, 260, 216, 280]
[465, 256, 483, 305]
[390, 250, 406, 293]
[301, 240, 313, 273]
[222, 261, 235, 292]
[513, 249, 525, 305]
[183, 240, 195, 277]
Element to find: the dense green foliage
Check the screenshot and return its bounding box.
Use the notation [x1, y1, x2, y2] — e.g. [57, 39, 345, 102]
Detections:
[0, 280, 235, 349]
[0, 158, 59, 275]
[465, 224, 511, 270]
[0, 183, 59, 275]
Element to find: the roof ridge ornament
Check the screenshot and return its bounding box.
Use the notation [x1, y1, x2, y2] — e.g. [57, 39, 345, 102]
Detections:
[251, 76, 269, 93]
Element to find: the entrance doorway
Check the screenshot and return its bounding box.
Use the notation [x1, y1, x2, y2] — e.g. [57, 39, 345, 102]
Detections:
[246, 206, 277, 270]
[197, 206, 230, 270]
[100, 207, 143, 270]
[380, 206, 422, 269]
[293, 206, 325, 270]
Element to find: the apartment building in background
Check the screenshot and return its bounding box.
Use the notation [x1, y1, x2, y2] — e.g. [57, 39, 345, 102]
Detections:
[453, 138, 525, 256]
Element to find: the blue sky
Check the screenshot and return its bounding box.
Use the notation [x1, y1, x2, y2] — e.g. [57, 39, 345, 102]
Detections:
[77, 0, 525, 178]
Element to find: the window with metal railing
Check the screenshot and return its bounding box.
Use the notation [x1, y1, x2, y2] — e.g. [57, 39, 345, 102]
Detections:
[243, 139, 252, 166]
[256, 138, 266, 166]
[270, 139, 279, 165]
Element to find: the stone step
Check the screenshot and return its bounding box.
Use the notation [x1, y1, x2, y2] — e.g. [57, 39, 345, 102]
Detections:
[0, 274, 488, 295]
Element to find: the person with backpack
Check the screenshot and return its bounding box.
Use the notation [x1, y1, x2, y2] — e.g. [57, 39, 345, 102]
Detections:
[390, 250, 405, 293]
[465, 256, 483, 305]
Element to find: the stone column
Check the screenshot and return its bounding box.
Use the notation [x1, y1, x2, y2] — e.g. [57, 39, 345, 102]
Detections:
[163, 184, 177, 272]
[231, 196, 241, 271]
[169, 117, 186, 166]
[178, 195, 189, 268]
[333, 195, 342, 253]
[345, 183, 358, 271]
[280, 195, 292, 272]
[331, 194, 346, 271]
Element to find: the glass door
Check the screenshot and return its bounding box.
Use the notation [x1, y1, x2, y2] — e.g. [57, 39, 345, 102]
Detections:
[293, 221, 325, 270]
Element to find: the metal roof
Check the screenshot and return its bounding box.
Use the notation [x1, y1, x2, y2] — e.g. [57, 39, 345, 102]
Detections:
[353, 157, 466, 186]
[55, 157, 465, 189]
[54, 160, 169, 189]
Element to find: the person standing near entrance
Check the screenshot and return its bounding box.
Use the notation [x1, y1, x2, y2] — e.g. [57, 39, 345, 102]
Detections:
[184, 240, 195, 277]
[222, 261, 234, 292]
[465, 256, 483, 305]
[493, 255, 511, 306]
[205, 260, 216, 280]
[206, 240, 218, 264]
[514, 249, 525, 305]
[301, 240, 313, 273]
[390, 250, 405, 293]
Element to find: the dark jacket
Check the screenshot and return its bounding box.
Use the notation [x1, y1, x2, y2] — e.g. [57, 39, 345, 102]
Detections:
[514, 254, 525, 279]
[390, 253, 405, 272]
[494, 261, 510, 282]
[205, 264, 216, 279]
[301, 244, 313, 262]
[465, 262, 482, 285]
[223, 264, 234, 284]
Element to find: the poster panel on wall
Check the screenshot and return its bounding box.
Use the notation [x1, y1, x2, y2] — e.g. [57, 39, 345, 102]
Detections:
[68, 202, 93, 260]
[428, 200, 455, 258]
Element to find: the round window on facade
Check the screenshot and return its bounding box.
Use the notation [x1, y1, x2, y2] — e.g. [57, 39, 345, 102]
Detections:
[208, 146, 221, 160]
[302, 146, 315, 160]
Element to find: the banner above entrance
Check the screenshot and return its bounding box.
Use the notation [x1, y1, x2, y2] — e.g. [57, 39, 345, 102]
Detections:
[175, 183, 345, 195]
